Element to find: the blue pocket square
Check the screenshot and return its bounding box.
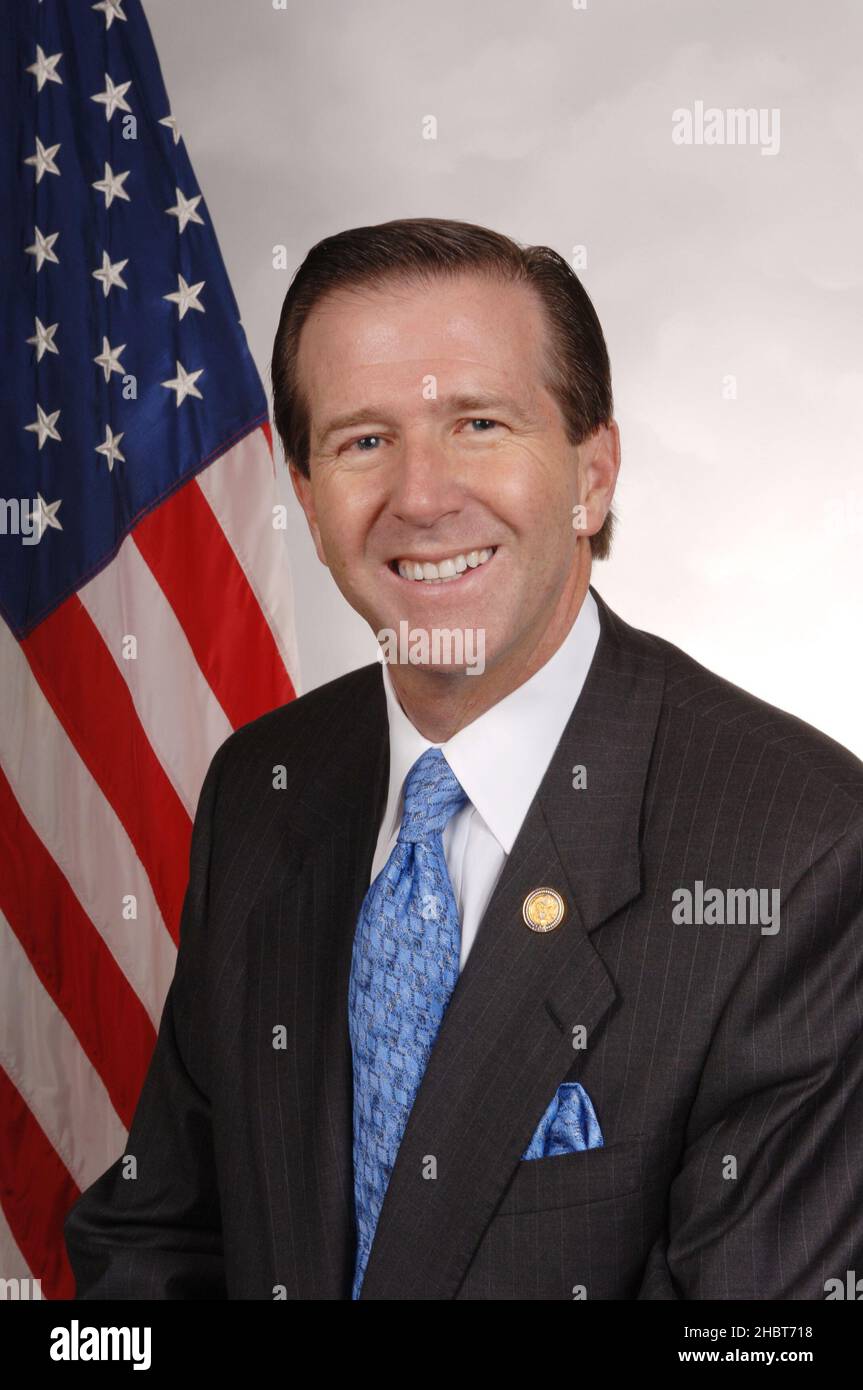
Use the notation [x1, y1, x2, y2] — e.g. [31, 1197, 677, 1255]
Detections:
[522, 1082, 603, 1160]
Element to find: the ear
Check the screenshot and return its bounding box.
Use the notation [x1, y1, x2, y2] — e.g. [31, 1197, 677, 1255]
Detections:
[576, 420, 620, 540]
[289, 462, 329, 568]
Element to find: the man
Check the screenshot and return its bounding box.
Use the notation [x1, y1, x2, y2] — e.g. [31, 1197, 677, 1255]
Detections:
[65, 218, 863, 1300]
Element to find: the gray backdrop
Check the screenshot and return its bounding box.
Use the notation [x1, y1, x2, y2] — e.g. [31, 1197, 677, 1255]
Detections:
[147, 0, 863, 756]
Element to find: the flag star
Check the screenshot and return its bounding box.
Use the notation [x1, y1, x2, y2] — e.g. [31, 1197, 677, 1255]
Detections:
[92, 162, 130, 208]
[92, 250, 129, 297]
[25, 404, 62, 449]
[26, 45, 63, 91]
[161, 360, 204, 407]
[92, 0, 128, 28]
[95, 425, 126, 472]
[91, 73, 132, 121]
[25, 226, 60, 272]
[164, 273, 205, 319]
[27, 317, 59, 361]
[165, 187, 204, 234]
[159, 113, 181, 145]
[94, 336, 126, 382]
[28, 493, 63, 542]
[24, 136, 61, 182]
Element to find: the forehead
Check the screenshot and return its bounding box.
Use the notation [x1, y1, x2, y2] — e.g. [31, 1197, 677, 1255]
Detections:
[296, 272, 551, 410]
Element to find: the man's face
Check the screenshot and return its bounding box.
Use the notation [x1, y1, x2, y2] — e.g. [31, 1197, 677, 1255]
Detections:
[290, 271, 617, 680]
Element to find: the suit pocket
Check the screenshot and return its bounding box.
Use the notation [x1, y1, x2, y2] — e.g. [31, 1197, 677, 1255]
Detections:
[496, 1135, 643, 1216]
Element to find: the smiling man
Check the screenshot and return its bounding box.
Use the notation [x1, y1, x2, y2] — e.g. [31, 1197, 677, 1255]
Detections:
[283, 247, 617, 742]
[65, 218, 863, 1301]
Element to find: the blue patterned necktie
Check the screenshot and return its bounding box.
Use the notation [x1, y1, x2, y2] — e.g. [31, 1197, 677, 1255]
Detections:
[349, 747, 468, 1299]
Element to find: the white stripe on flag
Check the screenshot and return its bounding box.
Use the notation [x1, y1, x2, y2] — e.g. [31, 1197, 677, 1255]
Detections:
[0, 619, 177, 1026]
[79, 532, 233, 819]
[196, 431, 302, 691]
[0, 1200, 32, 1285]
[0, 913, 128, 1189]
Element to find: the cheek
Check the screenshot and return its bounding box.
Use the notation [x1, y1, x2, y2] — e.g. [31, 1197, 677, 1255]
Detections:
[316, 475, 364, 533]
[492, 487, 571, 562]
[492, 457, 579, 588]
[491, 442, 572, 516]
[313, 476, 375, 555]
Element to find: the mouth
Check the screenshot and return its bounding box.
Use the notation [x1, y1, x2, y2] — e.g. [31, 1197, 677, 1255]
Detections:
[386, 545, 498, 585]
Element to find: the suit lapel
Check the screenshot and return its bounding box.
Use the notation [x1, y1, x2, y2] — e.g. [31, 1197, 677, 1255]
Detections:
[359, 588, 666, 1299]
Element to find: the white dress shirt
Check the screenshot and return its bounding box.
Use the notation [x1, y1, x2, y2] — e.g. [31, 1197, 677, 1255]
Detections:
[370, 589, 601, 972]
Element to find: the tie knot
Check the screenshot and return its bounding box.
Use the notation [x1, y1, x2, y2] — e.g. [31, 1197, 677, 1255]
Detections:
[399, 748, 468, 843]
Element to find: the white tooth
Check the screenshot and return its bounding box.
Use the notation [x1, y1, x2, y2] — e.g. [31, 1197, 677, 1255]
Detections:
[478, 548, 491, 563]
[454, 554, 467, 573]
[398, 562, 409, 578]
[412, 563, 424, 581]
[422, 562, 439, 580]
[466, 551, 480, 568]
[438, 557, 456, 578]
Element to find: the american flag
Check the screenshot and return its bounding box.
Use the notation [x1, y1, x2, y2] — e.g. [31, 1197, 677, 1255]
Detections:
[1, 0, 298, 1297]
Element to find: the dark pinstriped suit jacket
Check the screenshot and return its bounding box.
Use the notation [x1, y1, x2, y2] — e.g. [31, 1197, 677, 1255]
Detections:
[65, 587, 863, 1299]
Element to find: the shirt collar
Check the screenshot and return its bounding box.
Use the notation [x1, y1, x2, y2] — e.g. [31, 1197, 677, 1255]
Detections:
[379, 589, 601, 852]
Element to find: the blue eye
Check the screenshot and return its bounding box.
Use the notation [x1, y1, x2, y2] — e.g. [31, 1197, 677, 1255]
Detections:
[353, 435, 381, 451]
[469, 419, 497, 431]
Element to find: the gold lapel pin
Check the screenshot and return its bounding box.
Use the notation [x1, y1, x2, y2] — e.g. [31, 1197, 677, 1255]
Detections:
[522, 887, 566, 933]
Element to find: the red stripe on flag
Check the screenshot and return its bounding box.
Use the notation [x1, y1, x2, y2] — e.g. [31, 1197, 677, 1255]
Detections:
[0, 1069, 79, 1299]
[21, 598, 192, 942]
[134, 471, 295, 729]
[0, 768, 156, 1127]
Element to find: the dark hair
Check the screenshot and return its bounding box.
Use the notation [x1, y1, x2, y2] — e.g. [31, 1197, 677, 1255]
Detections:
[271, 218, 615, 558]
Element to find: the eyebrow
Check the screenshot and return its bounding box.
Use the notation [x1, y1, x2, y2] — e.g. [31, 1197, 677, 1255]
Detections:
[315, 392, 534, 446]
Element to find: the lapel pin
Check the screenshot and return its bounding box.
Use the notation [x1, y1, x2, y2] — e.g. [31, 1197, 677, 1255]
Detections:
[522, 887, 566, 933]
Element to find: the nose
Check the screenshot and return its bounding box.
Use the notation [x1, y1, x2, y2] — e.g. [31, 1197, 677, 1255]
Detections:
[388, 431, 463, 528]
